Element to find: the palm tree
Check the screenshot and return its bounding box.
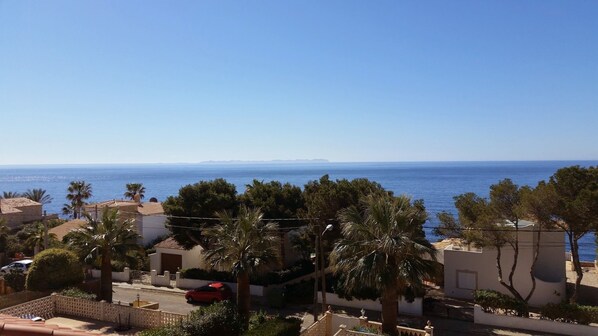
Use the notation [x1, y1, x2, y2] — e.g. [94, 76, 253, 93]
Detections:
[67, 208, 141, 302]
[124, 183, 146, 201]
[23, 189, 53, 205]
[24, 222, 57, 254]
[203, 206, 280, 324]
[65, 181, 92, 219]
[330, 195, 437, 336]
[1, 191, 21, 199]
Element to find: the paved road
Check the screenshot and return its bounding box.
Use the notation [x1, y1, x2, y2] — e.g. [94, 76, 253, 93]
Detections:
[112, 285, 566, 335]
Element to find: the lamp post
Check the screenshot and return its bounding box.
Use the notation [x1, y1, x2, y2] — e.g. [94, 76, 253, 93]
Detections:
[320, 224, 333, 312]
[313, 223, 333, 322]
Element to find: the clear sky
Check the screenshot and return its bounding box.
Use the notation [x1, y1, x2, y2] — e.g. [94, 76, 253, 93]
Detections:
[1, 1, 597, 164]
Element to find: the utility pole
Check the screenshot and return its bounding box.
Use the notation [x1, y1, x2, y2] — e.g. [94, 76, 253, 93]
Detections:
[312, 224, 320, 322]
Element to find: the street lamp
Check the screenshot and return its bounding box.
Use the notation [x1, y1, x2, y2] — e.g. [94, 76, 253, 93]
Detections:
[313, 223, 333, 322]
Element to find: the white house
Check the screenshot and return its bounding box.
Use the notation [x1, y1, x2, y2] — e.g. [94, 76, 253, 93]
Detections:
[149, 237, 208, 274]
[442, 220, 566, 307]
[84, 200, 168, 246]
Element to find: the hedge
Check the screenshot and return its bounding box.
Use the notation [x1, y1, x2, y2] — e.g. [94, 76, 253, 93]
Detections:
[473, 289, 527, 316]
[181, 259, 314, 286]
[243, 317, 301, 336]
[541, 302, 598, 325]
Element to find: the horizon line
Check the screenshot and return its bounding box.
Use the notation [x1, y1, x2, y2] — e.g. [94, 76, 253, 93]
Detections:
[1, 159, 598, 167]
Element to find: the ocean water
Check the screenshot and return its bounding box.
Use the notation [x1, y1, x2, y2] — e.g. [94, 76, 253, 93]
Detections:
[0, 161, 596, 260]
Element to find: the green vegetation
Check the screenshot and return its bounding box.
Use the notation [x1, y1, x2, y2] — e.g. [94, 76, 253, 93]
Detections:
[25, 248, 83, 291]
[63, 180, 92, 219]
[203, 206, 280, 325]
[239, 180, 304, 224]
[474, 289, 526, 316]
[4, 269, 26, 292]
[163, 178, 238, 249]
[65, 208, 142, 302]
[545, 166, 598, 303]
[330, 195, 436, 336]
[1, 191, 21, 199]
[243, 316, 301, 336]
[124, 183, 146, 200]
[59, 287, 97, 300]
[540, 302, 598, 325]
[22, 188, 53, 205]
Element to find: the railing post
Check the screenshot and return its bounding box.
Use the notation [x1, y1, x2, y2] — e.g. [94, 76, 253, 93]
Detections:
[325, 306, 332, 336]
[424, 320, 434, 336]
[359, 308, 368, 327]
[338, 324, 347, 336]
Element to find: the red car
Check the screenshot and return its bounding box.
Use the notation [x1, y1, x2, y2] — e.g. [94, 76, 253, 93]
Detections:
[185, 282, 232, 304]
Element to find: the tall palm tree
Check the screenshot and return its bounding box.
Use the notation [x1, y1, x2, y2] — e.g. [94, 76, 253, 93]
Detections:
[330, 195, 437, 336]
[1, 191, 21, 199]
[124, 183, 146, 201]
[203, 206, 280, 325]
[65, 181, 92, 219]
[67, 208, 141, 302]
[23, 189, 53, 205]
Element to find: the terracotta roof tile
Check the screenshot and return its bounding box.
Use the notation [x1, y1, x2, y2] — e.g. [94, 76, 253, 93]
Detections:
[48, 219, 87, 241]
[154, 237, 184, 250]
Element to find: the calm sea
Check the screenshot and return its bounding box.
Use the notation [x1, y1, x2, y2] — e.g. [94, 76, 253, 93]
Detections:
[0, 161, 596, 260]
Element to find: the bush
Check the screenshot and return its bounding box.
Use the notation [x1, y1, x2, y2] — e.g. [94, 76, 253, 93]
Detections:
[541, 302, 598, 325]
[59, 287, 97, 300]
[138, 325, 186, 336]
[180, 268, 236, 282]
[473, 290, 526, 316]
[181, 301, 243, 336]
[181, 259, 314, 286]
[26, 248, 84, 291]
[4, 269, 26, 292]
[243, 317, 301, 336]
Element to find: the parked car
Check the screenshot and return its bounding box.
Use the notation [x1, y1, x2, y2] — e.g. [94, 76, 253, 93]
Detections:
[185, 282, 232, 304]
[0, 260, 33, 274]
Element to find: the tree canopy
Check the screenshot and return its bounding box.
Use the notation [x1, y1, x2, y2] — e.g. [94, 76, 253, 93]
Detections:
[163, 178, 238, 249]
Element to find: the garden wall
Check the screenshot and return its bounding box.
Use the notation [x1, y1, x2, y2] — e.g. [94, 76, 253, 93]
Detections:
[474, 305, 598, 336]
[91, 267, 131, 282]
[174, 272, 265, 296]
[318, 292, 423, 316]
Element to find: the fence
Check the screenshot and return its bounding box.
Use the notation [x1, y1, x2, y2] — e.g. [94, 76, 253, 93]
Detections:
[0, 294, 187, 329]
[300, 309, 432, 336]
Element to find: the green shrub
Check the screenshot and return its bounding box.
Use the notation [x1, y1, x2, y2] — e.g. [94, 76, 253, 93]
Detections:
[181, 260, 314, 286]
[4, 269, 26, 292]
[59, 287, 97, 300]
[541, 302, 598, 325]
[180, 268, 236, 282]
[181, 300, 243, 336]
[248, 310, 268, 330]
[26, 248, 84, 291]
[473, 289, 526, 316]
[138, 325, 186, 336]
[243, 317, 301, 336]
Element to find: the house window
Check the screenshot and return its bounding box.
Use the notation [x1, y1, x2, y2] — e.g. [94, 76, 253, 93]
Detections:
[456, 270, 477, 290]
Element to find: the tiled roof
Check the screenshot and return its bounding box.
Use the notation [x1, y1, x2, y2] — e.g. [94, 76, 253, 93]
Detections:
[0, 197, 41, 208]
[48, 219, 87, 241]
[154, 237, 184, 250]
[0, 201, 22, 214]
[84, 200, 164, 216]
[0, 314, 94, 335]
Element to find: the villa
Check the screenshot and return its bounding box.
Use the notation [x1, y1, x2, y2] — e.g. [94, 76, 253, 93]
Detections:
[0, 198, 43, 230]
[441, 220, 566, 307]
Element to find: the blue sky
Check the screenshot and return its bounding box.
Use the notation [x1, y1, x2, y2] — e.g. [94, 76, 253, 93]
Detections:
[1, 1, 597, 164]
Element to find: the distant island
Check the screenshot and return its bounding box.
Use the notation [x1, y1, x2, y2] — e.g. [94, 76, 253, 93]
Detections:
[199, 159, 329, 164]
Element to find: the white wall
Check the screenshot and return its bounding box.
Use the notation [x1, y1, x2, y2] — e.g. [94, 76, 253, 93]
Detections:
[91, 267, 130, 282]
[317, 292, 423, 316]
[139, 215, 169, 246]
[174, 273, 265, 296]
[149, 245, 206, 274]
[444, 229, 565, 307]
[150, 270, 171, 286]
[474, 305, 597, 336]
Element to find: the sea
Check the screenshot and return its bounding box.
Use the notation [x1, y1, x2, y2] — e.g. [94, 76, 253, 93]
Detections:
[0, 161, 596, 261]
